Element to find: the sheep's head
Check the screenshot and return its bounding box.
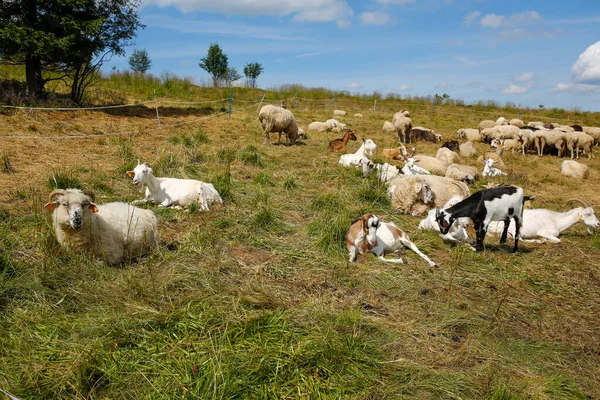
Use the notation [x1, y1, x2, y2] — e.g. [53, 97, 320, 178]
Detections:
[45, 189, 98, 230]
[414, 181, 433, 204]
[127, 163, 152, 186]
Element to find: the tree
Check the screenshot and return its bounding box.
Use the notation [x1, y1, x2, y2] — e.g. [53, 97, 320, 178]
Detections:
[243, 62, 264, 89]
[199, 43, 228, 88]
[223, 67, 241, 87]
[128, 49, 152, 73]
[0, 0, 144, 103]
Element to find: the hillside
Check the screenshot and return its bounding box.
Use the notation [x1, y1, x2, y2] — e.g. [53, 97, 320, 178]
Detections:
[1, 73, 599, 399]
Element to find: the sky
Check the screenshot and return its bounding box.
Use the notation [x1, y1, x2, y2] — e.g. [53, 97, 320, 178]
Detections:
[105, 0, 600, 111]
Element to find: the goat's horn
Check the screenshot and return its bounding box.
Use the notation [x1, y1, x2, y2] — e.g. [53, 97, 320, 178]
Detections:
[48, 189, 65, 202]
[565, 198, 590, 208]
[82, 190, 96, 203]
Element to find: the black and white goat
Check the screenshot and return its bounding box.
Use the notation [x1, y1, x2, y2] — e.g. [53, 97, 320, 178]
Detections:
[435, 185, 532, 252]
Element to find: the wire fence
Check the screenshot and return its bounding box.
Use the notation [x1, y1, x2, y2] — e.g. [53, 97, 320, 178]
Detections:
[1, 90, 598, 140]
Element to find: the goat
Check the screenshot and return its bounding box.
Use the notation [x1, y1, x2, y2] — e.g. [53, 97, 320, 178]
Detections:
[487, 198, 599, 243]
[361, 159, 402, 184]
[482, 158, 507, 177]
[402, 157, 430, 176]
[338, 138, 377, 167]
[435, 184, 531, 252]
[127, 162, 222, 211]
[327, 128, 357, 152]
[45, 189, 159, 265]
[346, 213, 437, 267]
[419, 195, 476, 250]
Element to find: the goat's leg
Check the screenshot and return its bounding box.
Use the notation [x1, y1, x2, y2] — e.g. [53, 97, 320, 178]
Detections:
[500, 218, 511, 243]
[399, 238, 437, 267]
[348, 246, 357, 262]
[511, 217, 521, 253]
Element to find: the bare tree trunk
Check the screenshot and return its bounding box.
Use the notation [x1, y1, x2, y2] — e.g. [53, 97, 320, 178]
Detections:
[25, 57, 44, 96]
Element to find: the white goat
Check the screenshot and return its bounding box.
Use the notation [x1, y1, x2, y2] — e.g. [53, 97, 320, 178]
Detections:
[482, 159, 506, 177]
[487, 198, 599, 243]
[418, 195, 475, 250]
[45, 189, 159, 265]
[361, 159, 402, 184]
[127, 163, 222, 211]
[346, 213, 437, 267]
[338, 138, 377, 167]
[402, 157, 431, 176]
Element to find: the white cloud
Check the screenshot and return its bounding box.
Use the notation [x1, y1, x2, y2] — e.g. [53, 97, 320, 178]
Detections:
[468, 81, 482, 89]
[360, 11, 392, 26]
[346, 82, 363, 89]
[375, 0, 415, 5]
[142, 0, 354, 27]
[435, 82, 452, 90]
[446, 40, 464, 48]
[395, 84, 414, 91]
[480, 10, 541, 29]
[571, 41, 600, 84]
[464, 11, 481, 25]
[502, 71, 535, 94]
[552, 83, 600, 94]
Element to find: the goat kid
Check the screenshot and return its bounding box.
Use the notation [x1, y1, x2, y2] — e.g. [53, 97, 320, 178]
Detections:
[482, 158, 506, 177]
[346, 213, 437, 267]
[436, 185, 530, 252]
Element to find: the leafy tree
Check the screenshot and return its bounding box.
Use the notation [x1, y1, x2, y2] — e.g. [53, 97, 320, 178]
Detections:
[199, 43, 228, 88]
[0, 0, 144, 103]
[128, 49, 152, 73]
[243, 62, 264, 88]
[223, 67, 241, 87]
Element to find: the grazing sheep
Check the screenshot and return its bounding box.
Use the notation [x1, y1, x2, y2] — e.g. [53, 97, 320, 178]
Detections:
[491, 138, 521, 153]
[308, 121, 327, 132]
[459, 141, 477, 158]
[566, 132, 594, 159]
[388, 175, 470, 216]
[582, 126, 600, 145]
[509, 118, 524, 128]
[354, 113, 364, 118]
[457, 128, 482, 142]
[556, 125, 575, 133]
[528, 121, 545, 128]
[481, 125, 521, 143]
[436, 147, 459, 166]
[515, 129, 535, 154]
[534, 129, 566, 157]
[382, 121, 396, 132]
[496, 117, 509, 125]
[393, 116, 413, 143]
[333, 109, 347, 116]
[543, 122, 557, 130]
[328, 129, 357, 153]
[393, 110, 410, 122]
[570, 125, 583, 132]
[127, 162, 222, 211]
[561, 160, 589, 179]
[346, 213, 437, 267]
[412, 154, 448, 175]
[445, 163, 478, 184]
[258, 105, 299, 145]
[45, 189, 159, 265]
[478, 120, 497, 132]
[297, 127, 306, 140]
[441, 140, 459, 151]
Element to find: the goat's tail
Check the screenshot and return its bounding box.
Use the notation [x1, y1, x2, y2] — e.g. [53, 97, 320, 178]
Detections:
[523, 195, 535, 202]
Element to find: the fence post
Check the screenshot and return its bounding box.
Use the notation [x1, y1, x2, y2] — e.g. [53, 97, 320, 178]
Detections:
[430, 103, 435, 119]
[329, 96, 335, 108]
[293, 92, 298, 108]
[374, 100, 377, 111]
[228, 89, 233, 120]
[256, 94, 266, 111]
[153, 89, 161, 129]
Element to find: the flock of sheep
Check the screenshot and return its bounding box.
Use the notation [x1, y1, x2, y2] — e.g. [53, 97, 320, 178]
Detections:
[258, 104, 599, 267]
[44, 103, 599, 268]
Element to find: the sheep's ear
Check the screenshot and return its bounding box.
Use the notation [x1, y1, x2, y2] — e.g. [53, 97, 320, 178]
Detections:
[44, 202, 57, 211]
[126, 171, 135, 177]
[90, 203, 99, 213]
[414, 182, 423, 193]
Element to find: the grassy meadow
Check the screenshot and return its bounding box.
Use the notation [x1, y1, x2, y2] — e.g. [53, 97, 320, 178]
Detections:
[0, 71, 599, 399]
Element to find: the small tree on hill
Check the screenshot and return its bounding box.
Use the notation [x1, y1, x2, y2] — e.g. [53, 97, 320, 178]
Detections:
[199, 43, 228, 88]
[223, 67, 242, 87]
[244, 62, 263, 88]
[129, 49, 152, 73]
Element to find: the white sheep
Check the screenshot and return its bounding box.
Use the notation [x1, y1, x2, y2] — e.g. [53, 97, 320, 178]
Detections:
[478, 120, 497, 132]
[393, 116, 412, 143]
[534, 129, 566, 157]
[412, 154, 448, 175]
[325, 119, 347, 133]
[481, 125, 521, 143]
[392, 110, 410, 122]
[387, 175, 470, 216]
[436, 147, 459, 166]
[566, 132, 594, 160]
[582, 126, 600, 145]
[127, 163, 223, 211]
[353, 113, 364, 118]
[515, 129, 535, 154]
[45, 189, 159, 265]
[528, 121, 545, 128]
[496, 117, 509, 125]
[509, 118, 524, 128]
[258, 105, 299, 145]
[491, 138, 521, 153]
[560, 160, 589, 179]
[459, 141, 477, 158]
[445, 163, 478, 184]
[333, 109, 347, 116]
[308, 121, 327, 132]
[382, 121, 396, 132]
[457, 128, 482, 142]
[482, 159, 507, 177]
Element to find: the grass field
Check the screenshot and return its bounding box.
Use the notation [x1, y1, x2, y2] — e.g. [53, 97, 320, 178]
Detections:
[1, 73, 599, 399]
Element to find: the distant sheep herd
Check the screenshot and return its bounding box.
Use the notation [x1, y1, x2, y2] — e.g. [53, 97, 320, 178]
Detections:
[45, 104, 599, 268]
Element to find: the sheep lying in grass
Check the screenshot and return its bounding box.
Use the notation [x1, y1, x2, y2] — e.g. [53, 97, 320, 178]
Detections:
[382, 121, 396, 132]
[258, 105, 299, 145]
[45, 189, 159, 265]
[333, 109, 347, 116]
[561, 160, 589, 179]
[459, 141, 477, 158]
[457, 128, 482, 142]
[445, 163, 478, 184]
[127, 163, 223, 211]
[308, 121, 327, 132]
[436, 147, 459, 166]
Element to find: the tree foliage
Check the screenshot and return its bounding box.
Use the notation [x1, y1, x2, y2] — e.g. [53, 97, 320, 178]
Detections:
[128, 49, 152, 73]
[244, 62, 264, 89]
[223, 67, 242, 87]
[0, 0, 144, 103]
[199, 43, 228, 88]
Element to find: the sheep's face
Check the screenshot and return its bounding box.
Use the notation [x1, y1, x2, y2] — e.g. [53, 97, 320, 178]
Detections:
[127, 164, 152, 186]
[45, 191, 98, 230]
[435, 209, 454, 235]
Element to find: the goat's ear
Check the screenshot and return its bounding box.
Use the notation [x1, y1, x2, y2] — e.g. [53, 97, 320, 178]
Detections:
[578, 214, 584, 221]
[44, 202, 57, 211]
[147, 167, 153, 174]
[90, 203, 99, 213]
[126, 171, 134, 177]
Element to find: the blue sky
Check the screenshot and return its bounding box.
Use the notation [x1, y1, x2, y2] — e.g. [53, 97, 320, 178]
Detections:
[106, 0, 600, 111]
